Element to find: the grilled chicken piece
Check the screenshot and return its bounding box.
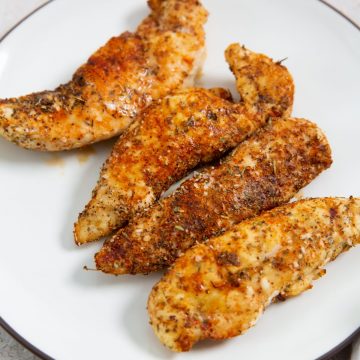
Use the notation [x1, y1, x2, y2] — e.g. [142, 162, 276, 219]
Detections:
[74, 44, 294, 244]
[0, 0, 207, 151]
[95, 118, 332, 274]
[148, 197, 360, 352]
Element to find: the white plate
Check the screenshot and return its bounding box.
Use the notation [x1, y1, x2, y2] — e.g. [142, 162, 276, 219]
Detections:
[0, 1, 360, 359]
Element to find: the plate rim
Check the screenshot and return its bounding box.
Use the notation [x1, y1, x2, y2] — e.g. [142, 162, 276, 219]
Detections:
[0, 1, 359, 359]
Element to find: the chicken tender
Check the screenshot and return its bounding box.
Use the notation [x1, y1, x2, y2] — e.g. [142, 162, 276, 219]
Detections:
[95, 118, 332, 273]
[148, 197, 360, 351]
[0, 0, 207, 150]
[75, 43, 294, 244]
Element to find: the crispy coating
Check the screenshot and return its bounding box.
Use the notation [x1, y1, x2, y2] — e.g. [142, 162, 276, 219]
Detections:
[147, 197, 360, 351]
[225, 44, 293, 118]
[95, 118, 332, 273]
[0, 0, 207, 151]
[74, 43, 294, 244]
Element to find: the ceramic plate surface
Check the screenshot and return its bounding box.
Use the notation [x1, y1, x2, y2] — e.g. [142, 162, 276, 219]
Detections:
[0, 1, 360, 359]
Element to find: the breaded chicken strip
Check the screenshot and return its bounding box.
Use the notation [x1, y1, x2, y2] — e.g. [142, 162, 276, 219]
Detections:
[147, 197, 360, 351]
[95, 118, 332, 274]
[75, 44, 294, 244]
[0, 0, 207, 151]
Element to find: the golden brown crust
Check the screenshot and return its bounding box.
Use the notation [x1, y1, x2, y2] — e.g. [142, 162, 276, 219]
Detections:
[225, 44, 294, 118]
[75, 44, 294, 244]
[74, 88, 258, 244]
[147, 197, 360, 351]
[95, 118, 332, 273]
[0, 0, 207, 151]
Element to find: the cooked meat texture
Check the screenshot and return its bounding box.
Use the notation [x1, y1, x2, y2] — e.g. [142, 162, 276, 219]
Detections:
[147, 197, 360, 352]
[0, 0, 207, 151]
[95, 118, 332, 274]
[74, 43, 294, 244]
